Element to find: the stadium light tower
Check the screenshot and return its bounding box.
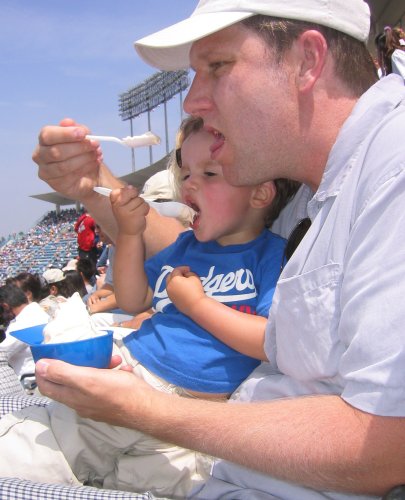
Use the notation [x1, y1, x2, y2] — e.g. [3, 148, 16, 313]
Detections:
[119, 70, 189, 171]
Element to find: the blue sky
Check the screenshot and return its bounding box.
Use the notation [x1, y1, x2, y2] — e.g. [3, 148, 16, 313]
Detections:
[0, 0, 194, 238]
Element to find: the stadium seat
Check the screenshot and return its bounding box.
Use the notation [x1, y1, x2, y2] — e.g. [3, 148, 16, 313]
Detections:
[0, 479, 154, 500]
[0, 209, 78, 281]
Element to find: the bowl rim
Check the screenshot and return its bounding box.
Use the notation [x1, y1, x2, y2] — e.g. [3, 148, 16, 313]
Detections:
[39, 329, 113, 347]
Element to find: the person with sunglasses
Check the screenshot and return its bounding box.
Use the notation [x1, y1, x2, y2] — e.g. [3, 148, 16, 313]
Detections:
[22, 0, 405, 498]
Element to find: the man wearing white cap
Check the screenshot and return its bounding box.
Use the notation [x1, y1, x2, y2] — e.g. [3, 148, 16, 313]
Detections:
[140, 169, 175, 203]
[29, 1, 405, 498]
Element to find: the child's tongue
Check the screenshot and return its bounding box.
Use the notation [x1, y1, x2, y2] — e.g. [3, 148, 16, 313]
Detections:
[191, 211, 200, 230]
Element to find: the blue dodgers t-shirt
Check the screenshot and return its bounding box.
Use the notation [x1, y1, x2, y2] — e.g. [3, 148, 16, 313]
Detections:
[123, 229, 286, 393]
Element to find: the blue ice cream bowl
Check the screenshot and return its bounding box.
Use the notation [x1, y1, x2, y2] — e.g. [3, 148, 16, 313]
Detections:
[11, 325, 113, 368]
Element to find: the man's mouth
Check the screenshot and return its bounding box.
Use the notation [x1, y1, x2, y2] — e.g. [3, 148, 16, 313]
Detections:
[206, 128, 225, 157]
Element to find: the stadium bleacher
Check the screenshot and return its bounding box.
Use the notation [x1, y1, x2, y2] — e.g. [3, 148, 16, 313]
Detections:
[0, 209, 79, 284]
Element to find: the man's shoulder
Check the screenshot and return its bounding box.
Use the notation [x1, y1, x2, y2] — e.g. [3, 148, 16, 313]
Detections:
[356, 96, 405, 191]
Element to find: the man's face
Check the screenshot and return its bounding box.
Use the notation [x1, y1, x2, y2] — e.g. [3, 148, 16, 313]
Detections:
[184, 23, 298, 187]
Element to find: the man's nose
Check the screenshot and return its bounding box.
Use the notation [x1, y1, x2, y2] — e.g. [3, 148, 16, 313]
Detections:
[184, 74, 213, 117]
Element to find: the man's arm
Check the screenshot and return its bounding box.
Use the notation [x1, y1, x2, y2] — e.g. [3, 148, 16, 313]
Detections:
[32, 118, 183, 254]
[143, 207, 185, 259]
[35, 361, 405, 496]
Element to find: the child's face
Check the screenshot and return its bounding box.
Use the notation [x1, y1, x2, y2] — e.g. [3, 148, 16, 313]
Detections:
[180, 129, 260, 245]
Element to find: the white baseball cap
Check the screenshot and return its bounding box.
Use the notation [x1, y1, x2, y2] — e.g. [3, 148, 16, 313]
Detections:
[135, 0, 370, 71]
[62, 259, 78, 272]
[140, 170, 175, 202]
[43, 268, 65, 284]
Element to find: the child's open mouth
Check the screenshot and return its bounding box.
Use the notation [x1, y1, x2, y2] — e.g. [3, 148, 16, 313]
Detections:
[187, 201, 200, 229]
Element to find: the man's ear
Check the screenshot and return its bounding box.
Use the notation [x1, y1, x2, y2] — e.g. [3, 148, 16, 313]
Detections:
[295, 30, 328, 93]
[250, 181, 277, 209]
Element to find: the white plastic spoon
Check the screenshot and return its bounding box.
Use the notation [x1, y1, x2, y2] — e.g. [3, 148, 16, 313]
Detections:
[86, 131, 160, 148]
[93, 186, 196, 221]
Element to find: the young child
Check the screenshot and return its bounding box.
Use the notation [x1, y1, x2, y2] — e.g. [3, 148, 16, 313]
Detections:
[0, 117, 299, 499]
[112, 116, 299, 398]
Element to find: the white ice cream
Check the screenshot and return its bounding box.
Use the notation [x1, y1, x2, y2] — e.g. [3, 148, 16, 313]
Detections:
[43, 292, 102, 344]
[121, 132, 160, 147]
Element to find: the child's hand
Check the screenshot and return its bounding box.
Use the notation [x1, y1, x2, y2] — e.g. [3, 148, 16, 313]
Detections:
[110, 186, 149, 237]
[166, 266, 206, 315]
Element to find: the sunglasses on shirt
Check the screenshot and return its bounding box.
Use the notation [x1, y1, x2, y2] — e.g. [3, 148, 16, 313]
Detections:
[280, 217, 311, 274]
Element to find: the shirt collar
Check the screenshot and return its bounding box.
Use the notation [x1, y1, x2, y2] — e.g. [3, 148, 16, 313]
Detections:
[312, 75, 405, 210]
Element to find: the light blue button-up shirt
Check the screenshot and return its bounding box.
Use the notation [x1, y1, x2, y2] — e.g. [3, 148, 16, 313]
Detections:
[194, 74, 405, 499]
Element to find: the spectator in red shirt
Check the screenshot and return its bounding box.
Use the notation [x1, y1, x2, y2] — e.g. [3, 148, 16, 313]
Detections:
[74, 211, 97, 264]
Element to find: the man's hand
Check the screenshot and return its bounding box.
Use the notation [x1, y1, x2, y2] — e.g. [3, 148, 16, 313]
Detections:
[35, 357, 154, 426]
[32, 118, 126, 241]
[32, 118, 104, 201]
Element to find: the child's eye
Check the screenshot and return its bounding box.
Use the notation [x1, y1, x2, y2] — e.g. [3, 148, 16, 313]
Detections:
[181, 174, 190, 182]
[205, 172, 216, 177]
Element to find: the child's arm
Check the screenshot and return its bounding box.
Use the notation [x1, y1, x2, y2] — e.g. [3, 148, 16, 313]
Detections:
[110, 186, 153, 314]
[166, 266, 268, 361]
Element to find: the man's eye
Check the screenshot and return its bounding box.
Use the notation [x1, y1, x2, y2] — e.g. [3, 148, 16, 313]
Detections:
[210, 61, 227, 72]
[205, 172, 216, 177]
[181, 174, 190, 181]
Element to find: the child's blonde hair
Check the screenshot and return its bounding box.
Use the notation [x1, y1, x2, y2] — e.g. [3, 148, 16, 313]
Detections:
[168, 115, 300, 228]
[168, 115, 204, 201]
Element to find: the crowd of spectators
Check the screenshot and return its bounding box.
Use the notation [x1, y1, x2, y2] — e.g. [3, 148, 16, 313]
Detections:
[0, 209, 80, 284]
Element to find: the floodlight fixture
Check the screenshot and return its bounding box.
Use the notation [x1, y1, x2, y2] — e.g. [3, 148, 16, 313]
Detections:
[119, 70, 189, 121]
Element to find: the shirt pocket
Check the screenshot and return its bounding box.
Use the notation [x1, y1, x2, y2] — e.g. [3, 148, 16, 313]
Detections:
[273, 263, 343, 381]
